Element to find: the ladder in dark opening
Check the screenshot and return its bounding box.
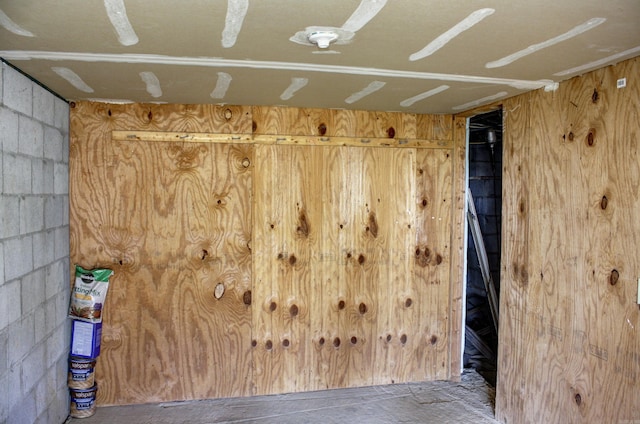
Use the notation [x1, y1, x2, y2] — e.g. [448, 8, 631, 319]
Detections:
[467, 190, 499, 333]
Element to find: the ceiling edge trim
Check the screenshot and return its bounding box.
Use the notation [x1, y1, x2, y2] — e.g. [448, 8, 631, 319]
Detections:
[0, 50, 551, 90]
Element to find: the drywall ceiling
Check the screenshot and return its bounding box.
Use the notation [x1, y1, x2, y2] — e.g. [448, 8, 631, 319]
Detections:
[1, 0, 639, 114]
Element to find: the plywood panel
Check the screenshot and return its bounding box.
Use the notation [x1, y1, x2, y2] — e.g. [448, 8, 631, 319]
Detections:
[448, 116, 467, 379]
[358, 148, 414, 386]
[495, 92, 531, 419]
[413, 149, 454, 381]
[252, 106, 359, 138]
[70, 102, 253, 405]
[417, 114, 454, 142]
[496, 57, 640, 424]
[251, 145, 323, 395]
[355, 110, 413, 139]
[314, 146, 352, 390]
[70, 101, 464, 405]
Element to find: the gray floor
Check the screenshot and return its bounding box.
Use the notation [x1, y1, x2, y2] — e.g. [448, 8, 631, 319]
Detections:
[68, 370, 498, 424]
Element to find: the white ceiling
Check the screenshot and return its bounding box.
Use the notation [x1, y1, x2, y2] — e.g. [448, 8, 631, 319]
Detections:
[2, 0, 639, 114]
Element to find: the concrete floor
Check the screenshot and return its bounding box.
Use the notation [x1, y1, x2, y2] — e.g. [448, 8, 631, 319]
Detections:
[68, 370, 498, 424]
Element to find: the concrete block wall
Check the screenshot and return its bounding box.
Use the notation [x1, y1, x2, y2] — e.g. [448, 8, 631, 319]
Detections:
[1, 62, 71, 424]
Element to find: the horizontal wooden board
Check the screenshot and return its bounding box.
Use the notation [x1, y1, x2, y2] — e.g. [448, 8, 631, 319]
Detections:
[111, 131, 453, 148]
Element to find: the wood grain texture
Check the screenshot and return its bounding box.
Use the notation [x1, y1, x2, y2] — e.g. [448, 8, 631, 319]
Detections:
[496, 57, 640, 423]
[414, 149, 453, 381]
[495, 92, 531, 421]
[417, 114, 454, 141]
[252, 106, 363, 138]
[70, 102, 253, 405]
[251, 145, 323, 395]
[70, 101, 464, 404]
[316, 146, 352, 390]
[253, 106, 450, 142]
[448, 116, 467, 380]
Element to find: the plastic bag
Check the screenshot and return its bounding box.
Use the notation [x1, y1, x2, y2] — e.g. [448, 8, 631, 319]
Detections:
[69, 265, 114, 323]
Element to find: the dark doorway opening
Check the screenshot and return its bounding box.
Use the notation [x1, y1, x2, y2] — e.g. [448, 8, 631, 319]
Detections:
[465, 108, 503, 386]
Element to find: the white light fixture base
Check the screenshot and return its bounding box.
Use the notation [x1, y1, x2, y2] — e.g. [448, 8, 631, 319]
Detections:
[308, 30, 339, 48]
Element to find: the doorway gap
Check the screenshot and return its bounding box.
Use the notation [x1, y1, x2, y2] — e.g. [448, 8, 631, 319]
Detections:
[464, 108, 503, 387]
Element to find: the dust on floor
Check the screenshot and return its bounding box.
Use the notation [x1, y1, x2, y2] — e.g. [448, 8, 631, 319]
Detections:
[68, 369, 498, 424]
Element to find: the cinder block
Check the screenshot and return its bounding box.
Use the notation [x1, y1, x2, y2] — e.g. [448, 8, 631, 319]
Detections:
[35, 372, 53, 419]
[33, 84, 55, 126]
[20, 195, 44, 234]
[21, 269, 45, 315]
[6, 279, 22, 324]
[8, 314, 34, 366]
[0, 195, 19, 239]
[53, 98, 69, 134]
[34, 365, 54, 411]
[0, 243, 4, 288]
[33, 229, 55, 270]
[44, 195, 64, 229]
[3, 153, 31, 195]
[46, 395, 67, 424]
[53, 227, 69, 261]
[21, 342, 45, 394]
[45, 297, 57, 335]
[53, 162, 68, 195]
[44, 126, 63, 162]
[55, 353, 69, 390]
[54, 291, 69, 328]
[4, 235, 33, 281]
[468, 143, 493, 162]
[46, 325, 66, 368]
[0, 373, 7, 423]
[42, 159, 54, 194]
[63, 194, 69, 225]
[31, 157, 45, 194]
[0, 328, 7, 375]
[9, 387, 37, 424]
[3, 65, 32, 116]
[18, 115, 44, 158]
[47, 382, 70, 424]
[45, 260, 64, 300]
[0, 279, 21, 332]
[62, 131, 69, 164]
[6, 364, 23, 418]
[0, 108, 20, 153]
[34, 305, 46, 344]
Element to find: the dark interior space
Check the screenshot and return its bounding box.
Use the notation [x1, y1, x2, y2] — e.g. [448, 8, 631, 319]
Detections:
[465, 109, 503, 386]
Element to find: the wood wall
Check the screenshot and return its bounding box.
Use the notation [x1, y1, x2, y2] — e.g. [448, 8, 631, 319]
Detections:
[496, 57, 640, 423]
[69, 103, 466, 405]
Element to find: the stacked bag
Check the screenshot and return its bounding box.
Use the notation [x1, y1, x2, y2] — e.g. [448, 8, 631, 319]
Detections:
[67, 266, 113, 419]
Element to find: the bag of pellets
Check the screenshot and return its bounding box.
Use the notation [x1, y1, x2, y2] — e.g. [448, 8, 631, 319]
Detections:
[68, 265, 114, 323]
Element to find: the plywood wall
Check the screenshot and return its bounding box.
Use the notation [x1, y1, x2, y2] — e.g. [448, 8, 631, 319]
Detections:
[496, 57, 640, 423]
[70, 103, 465, 405]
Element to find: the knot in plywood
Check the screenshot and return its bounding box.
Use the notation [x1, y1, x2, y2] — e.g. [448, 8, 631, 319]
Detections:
[296, 211, 310, 238]
[415, 246, 431, 268]
[366, 212, 378, 238]
[168, 144, 208, 169]
[214, 283, 225, 299]
[609, 269, 619, 286]
[586, 128, 596, 147]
